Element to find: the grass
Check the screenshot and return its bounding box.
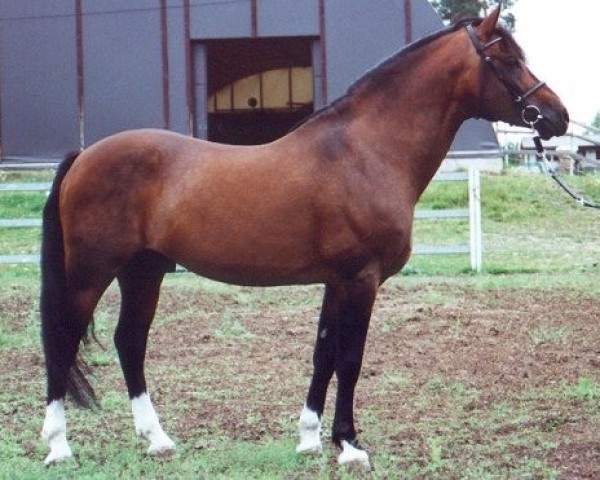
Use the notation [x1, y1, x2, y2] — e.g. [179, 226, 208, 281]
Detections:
[411, 170, 600, 275]
[1, 169, 600, 478]
[214, 314, 256, 341]
[529, 325, 570, 348]
[1, 273, 599, 478]
[563, 377, 600, 401]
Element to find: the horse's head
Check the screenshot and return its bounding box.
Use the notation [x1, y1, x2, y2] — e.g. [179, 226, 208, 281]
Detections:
[466, 7, 569, 139]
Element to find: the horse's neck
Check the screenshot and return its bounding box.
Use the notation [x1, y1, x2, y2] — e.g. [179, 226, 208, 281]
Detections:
[340, 41, 473, 198]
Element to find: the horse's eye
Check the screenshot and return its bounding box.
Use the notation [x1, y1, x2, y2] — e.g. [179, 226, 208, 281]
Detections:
[504, 58, 520, 68]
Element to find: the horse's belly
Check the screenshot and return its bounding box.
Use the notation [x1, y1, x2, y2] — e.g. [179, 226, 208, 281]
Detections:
[157, 224, 323, 286]
[172, 249, 323, 286]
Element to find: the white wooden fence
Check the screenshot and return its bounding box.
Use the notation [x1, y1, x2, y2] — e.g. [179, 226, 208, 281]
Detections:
[0, 170, 483, 271]
[412, 169, 482, 272]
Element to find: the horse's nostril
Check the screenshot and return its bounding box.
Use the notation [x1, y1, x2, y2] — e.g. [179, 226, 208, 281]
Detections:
[563, 108, 570, 126]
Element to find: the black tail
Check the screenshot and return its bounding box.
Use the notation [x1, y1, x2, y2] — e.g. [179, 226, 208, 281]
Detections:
[40, 152, 97, 408]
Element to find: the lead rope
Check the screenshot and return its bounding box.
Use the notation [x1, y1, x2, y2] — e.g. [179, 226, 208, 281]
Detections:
[530, 127, 600, 210]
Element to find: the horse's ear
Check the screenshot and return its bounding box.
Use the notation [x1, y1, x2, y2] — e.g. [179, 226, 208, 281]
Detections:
[478, 5, 502, 40]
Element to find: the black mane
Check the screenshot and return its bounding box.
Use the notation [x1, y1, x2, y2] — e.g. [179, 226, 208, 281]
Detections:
[293, 17, 523, 130]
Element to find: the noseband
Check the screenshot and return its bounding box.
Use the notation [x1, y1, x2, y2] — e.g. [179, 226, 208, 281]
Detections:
[466, 24, 546, 128]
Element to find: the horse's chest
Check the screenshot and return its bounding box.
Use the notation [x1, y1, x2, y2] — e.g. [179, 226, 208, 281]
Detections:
[375, 226, 412, 275]
[319, 208, 411, 276]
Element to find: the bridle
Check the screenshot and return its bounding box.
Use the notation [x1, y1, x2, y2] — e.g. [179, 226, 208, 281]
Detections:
[466, 23, 600, 210]
[466, 24, 546, 128]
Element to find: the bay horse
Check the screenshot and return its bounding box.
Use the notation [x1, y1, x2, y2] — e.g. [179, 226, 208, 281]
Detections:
[40, 8, 568, 467]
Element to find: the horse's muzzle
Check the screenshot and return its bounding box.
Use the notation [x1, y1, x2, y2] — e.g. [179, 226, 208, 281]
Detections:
[536, 107, 569, 140]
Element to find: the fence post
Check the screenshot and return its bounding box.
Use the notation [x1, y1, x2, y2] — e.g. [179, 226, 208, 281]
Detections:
[468, 168, 482, 272]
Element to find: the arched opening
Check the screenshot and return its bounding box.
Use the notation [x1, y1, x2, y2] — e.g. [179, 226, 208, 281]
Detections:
[208, 66, 313, 144]
[203, 37, 314, 145]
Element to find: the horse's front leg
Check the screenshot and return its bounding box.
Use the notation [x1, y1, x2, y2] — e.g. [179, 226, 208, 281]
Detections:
[297, 284, 339, 455]
[331, 271, 378, 469]
[297, 271, 378, 468]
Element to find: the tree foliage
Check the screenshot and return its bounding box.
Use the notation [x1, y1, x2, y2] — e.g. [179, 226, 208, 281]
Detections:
[429, 0, 517, 31]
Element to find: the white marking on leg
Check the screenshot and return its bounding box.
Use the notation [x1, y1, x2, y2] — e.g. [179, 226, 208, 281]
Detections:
[41, 399, 72, 465]
[338, 440, 371, 469]
[131, 393, 175, 455]
[296, 405, 323, 455]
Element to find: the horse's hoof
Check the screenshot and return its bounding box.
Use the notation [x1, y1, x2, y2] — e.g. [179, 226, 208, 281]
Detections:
[296, 440, 323, 456]
[148, 447, 176, 460]
[44, 445, 73, 466]
[338, 440, 371, 470]
[147, 439, 176, 457]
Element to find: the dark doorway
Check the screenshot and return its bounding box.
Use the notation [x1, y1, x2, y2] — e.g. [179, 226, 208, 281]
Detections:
[204, 37, 314, 145]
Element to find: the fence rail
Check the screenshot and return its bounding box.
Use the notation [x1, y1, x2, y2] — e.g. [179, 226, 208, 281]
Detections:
[0, 182, 51, 191]
[0, 171, 483, 271]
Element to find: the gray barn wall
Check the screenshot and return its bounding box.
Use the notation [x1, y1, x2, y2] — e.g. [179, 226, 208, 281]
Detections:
[82, 1, 165, 145]
[325, 0, 406, 102]
[165, 0, 189, 135]
[0, 0, 497, 162]
[0, 1, 79, 160]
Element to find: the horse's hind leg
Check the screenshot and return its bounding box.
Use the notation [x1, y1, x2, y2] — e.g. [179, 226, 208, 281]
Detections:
[115, 250, 175, 455]
[42, 272, 112, 464]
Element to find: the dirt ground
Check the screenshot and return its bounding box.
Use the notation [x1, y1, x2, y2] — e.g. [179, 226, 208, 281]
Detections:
[3, 280, 600, 477]
[148, 282, 600, 478]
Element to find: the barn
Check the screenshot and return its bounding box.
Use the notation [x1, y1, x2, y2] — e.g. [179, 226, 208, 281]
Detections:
[0, 0, 498, 164]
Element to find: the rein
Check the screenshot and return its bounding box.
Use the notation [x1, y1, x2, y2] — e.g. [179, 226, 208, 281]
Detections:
[531, 134, 600, 210]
